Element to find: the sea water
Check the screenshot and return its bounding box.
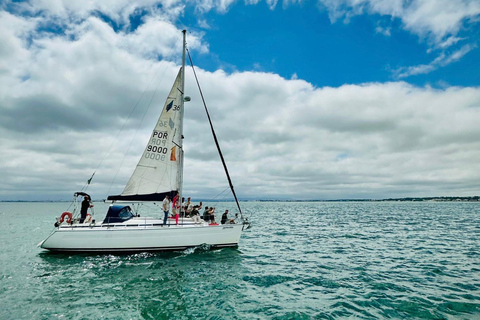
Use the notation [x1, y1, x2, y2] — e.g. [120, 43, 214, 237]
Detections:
[0, 201, 479, 319]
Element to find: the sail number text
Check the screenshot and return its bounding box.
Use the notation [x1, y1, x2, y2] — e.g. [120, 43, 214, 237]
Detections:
[145, 131, 169, 161]
[147, 145, 167, 154]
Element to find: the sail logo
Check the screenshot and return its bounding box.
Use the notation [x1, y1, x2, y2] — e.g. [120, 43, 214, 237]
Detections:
[166, 100, 173, 112]
[166, 100, 180, 112]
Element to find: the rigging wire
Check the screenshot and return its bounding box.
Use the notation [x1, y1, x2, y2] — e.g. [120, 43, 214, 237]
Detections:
[99, 39, 183, 198]
[86, 65, 163, 196]
[210, 187, 231, 201]
[186, 48, 244, 218]
[106, 63, 169, 197]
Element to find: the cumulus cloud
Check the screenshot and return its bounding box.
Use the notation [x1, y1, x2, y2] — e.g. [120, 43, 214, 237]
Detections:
[5, 31, 480, 200]
[207, 77, 480, 199]
[1, 1, 479, 201]
[10, 0, 479, 80]
[14, 0, 181, 24]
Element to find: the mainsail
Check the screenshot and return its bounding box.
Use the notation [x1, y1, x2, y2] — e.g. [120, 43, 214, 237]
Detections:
[108, 69, 184, 202]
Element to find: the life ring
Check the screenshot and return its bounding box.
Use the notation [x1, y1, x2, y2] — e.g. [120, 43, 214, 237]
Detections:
[84, 214, 92, 223]
[59, 211, 72, 224]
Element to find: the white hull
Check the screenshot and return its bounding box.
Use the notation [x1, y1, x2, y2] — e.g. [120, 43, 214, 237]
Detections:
[40, 219, 244, 252]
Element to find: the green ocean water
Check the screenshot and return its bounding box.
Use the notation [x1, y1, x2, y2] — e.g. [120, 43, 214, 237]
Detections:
[0, 201, 479, 319]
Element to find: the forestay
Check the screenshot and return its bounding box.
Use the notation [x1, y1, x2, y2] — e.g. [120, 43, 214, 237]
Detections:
[108, 69, 184, 202]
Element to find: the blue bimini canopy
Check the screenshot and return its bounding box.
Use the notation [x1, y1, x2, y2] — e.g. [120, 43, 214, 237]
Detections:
[103, 205, 134, 224]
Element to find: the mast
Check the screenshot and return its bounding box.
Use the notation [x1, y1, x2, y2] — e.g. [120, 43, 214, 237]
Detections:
[178, 30, 186, 206]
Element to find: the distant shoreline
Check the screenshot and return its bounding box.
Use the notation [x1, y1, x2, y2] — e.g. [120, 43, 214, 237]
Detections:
[1, 196, 479, 203]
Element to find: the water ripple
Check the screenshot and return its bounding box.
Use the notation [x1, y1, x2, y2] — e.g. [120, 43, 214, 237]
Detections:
[0, 201, 479, 319]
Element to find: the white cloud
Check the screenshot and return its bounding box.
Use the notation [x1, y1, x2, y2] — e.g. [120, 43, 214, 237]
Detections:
[10, 0, 480, 46]
[146, 75, 480, 199]
[1, 2, 480, 201]
[317, 0, 480, 44]
[15, 0, 181, 24]
[197, 19, 211, 29]
[193, 0, 237, 13]
[5, 25, 480, 200]
[316, 0, 480, 78]
[375, 24, 391, 37]
[0, 12, 36, 90]
[394, 43, 475, 78]
[123, 17, 208, 59]
[437, 36, 464, 50]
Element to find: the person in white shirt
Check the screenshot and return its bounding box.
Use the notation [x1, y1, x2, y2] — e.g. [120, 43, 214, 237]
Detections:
[162, 195, 170, 225]
[185, 197, 193, 216]
[190, 205, 201, 224]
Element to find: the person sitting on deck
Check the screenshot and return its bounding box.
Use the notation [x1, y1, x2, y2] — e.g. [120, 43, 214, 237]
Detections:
[209, 207, 218, 225]
[229, 213, 238, 224]
[208, 207, 216, 223]
[202, 206, 210, 221]
[221, 210, 229, 225]
[190, 205, 201, 224]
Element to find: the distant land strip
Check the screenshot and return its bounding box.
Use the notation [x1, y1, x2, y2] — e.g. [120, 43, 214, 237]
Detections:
[256, 196, 480, 202]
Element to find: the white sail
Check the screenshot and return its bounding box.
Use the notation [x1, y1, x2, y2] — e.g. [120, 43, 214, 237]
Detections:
[109, 69, 184, 201]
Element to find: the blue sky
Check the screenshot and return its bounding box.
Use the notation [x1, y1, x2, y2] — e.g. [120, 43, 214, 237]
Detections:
[183, 1, 480, 87]
[1, 0, 480, 201]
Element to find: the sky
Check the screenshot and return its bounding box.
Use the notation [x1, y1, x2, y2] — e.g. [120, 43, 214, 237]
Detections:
[1, 0, 480, 201]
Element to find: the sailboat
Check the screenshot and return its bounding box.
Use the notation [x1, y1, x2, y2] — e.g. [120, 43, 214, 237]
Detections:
[39, 30, 249, 253]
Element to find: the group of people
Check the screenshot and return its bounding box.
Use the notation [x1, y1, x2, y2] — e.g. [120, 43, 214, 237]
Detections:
[162, 194, 235, 226]
[78, 193, 236, 226]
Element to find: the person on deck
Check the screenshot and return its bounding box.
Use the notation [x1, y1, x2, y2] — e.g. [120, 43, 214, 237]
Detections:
[221, 210, 229, 225]
[172, 193, 180, 225]
[209, 207, 216, 223]
[185, 197, 193, 216]
[80, 195, 93, 223]
[162, 195, 170, 226]
[190, 205, 201, 224]
[202, 206, 210, 221]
